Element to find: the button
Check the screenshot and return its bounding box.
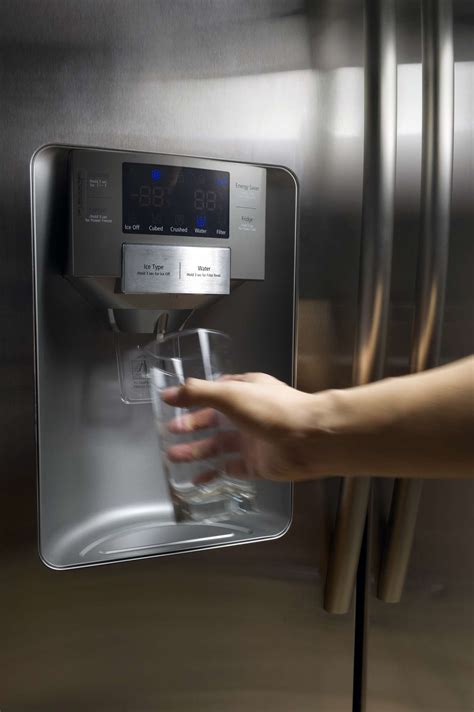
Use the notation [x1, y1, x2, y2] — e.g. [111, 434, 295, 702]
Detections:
[86, 200, 112, 225]
[238, 213, 257, 232]
[87, 173, 112, 197]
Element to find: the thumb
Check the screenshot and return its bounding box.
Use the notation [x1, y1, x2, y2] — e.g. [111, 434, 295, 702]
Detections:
[161, 378, 229, 411]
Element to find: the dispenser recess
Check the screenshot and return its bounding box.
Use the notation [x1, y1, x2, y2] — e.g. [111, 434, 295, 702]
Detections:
[32, 145, 297, 569]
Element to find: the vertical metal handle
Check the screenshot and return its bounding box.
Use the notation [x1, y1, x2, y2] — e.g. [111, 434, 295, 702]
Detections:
[324, 0, 397, 614]
[377, 0, 454, 603]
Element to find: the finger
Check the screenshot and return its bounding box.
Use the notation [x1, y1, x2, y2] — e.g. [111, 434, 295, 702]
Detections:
[162, 378, 244, 418]
[161, 378, 221, 408]
[167, 408, 217, 433]
[162, 379, 240, 411]
[160, 386, 181, 403]
[167, 436, 219, 463]
[193, 458, 253, 485]
[162, 376, 279, 435]
[218, 372, 274, 384]
[166, 430, 241, 463]
[193, 469, 220, 485]
[217, 373, 247, 383]
[162, 372, 280, 408]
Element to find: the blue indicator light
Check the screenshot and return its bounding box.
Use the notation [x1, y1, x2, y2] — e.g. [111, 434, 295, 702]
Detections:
[196, 215, 207, 228]
[151, 168, 161, 181]
[216, 176, 228, 186]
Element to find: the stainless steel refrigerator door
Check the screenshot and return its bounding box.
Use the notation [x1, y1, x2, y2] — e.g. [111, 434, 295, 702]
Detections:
[0, 2, 361, 709]
[366, 2, 474, 710]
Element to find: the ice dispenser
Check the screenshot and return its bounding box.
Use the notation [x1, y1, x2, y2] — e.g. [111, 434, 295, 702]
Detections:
[31, 146, 297, 568]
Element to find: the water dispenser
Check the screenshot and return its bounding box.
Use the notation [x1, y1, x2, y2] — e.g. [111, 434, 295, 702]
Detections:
[31, 145, 297, 568]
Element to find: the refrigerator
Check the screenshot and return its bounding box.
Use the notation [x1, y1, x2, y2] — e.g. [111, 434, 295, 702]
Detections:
[0, 1, 472, 710]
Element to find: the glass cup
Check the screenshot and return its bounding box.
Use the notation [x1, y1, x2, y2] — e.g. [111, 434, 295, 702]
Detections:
[145, 329, 256, 523]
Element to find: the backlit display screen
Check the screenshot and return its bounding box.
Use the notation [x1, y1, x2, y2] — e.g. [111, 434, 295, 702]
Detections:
[122, 162, 230, 238]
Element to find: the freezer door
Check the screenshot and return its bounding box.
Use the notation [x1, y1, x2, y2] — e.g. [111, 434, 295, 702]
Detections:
[366, 2, 474, 710]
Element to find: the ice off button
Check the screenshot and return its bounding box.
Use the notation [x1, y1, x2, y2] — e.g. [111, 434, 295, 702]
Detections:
[238, 214, 256, 232]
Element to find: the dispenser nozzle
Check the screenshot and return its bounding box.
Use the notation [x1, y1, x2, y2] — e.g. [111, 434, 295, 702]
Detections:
[154, 312, 169, 341]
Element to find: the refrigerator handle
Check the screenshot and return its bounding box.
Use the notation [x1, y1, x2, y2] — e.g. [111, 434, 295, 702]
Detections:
[324, 0, 397, 614]
[377, 0, 454, 604]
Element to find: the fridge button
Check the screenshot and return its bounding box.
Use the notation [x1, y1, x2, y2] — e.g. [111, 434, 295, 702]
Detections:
[238, 214, 257, 232]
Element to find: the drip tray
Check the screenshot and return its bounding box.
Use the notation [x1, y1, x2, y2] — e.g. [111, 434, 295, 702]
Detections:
[40, 503, 289, 569]
[84, 522, 252, 557]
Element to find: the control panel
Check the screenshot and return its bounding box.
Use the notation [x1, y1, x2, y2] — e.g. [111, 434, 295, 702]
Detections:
[69, 148, 266, 288]
[122, 162, 230, 239]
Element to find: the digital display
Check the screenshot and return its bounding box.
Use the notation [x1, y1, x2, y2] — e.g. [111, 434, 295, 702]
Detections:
[122, 163, 230, 238]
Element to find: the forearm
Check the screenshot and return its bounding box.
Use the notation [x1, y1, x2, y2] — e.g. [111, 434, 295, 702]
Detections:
[312, 357, 474, 479]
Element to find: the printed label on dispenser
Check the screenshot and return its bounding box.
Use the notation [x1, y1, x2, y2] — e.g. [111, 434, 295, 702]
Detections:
[121, 244, 230, 295]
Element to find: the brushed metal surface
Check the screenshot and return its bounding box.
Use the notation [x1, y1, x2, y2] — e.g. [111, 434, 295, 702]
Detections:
[378, 0, 454, 604]
[1, 2, 357, 708]
[324, 0, 397, 616]
[366, 1, 474, 709]
[122, 243, 231, 295]
[4, 0, 471, 709]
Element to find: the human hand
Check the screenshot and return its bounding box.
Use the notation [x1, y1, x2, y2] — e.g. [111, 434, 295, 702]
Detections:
[161, 373, 334, 482]
[161, 357, 474, 482]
